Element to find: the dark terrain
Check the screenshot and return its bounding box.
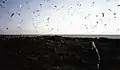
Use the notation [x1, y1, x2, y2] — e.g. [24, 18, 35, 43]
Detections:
[0, 35, 119, 70]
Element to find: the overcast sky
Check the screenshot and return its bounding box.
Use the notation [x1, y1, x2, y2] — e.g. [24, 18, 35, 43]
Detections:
[0, 0, 120, 35]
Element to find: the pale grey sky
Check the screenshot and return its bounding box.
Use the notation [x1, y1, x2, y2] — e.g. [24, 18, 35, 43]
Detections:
[0, 0, 120, 35]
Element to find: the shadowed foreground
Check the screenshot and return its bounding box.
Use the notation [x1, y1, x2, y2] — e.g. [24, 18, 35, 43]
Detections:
[0, 35, 120, 70]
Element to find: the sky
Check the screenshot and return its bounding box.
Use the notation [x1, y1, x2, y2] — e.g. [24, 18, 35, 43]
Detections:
[0, 0, 120, 35]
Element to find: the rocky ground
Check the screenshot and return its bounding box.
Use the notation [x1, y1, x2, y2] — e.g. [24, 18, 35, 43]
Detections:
[0, 35, 119, 70]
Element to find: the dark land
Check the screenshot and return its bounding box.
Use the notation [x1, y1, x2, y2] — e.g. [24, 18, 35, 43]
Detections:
[0, 35, 120, 70]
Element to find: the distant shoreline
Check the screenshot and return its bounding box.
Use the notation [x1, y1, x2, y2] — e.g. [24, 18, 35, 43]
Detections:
[0, 35, 120, 39]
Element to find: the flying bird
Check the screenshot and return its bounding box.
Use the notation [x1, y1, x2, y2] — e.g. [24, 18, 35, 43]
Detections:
[10, 13, 14, 18]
